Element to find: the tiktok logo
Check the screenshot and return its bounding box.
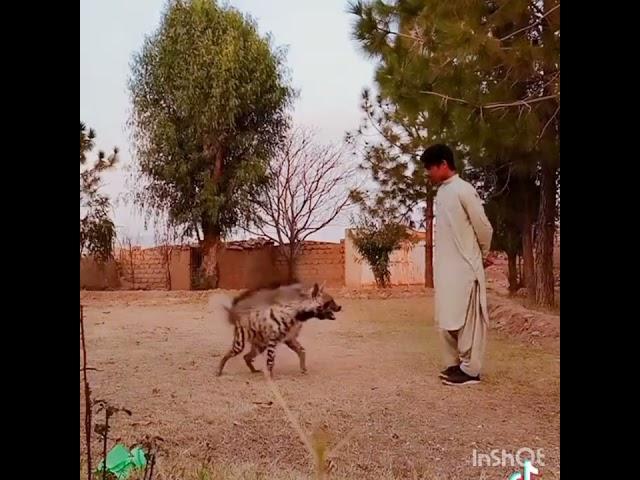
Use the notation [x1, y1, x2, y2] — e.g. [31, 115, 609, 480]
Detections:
[508, 460, 539, 480]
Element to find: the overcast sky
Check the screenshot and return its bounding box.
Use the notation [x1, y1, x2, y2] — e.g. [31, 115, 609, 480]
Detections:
[80, 0, 376, 245]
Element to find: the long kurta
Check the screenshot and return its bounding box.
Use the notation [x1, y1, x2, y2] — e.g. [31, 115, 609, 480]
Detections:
[434, 174, 493, 331]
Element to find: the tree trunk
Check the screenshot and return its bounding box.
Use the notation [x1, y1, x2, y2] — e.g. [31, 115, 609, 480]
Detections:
[163, 246, 173, 290]
[201, 233, 220, 289]
[199, 144, 225, 289]
[522, 203, 535, 299]
[424, 196, 434, 288]
[534, 162, 557, 307]
[286, 243, 297, 283]
[287, 262, 296, 283]
[534, 0, 560, 307]
[517, 256, 523, 288]
[507, 252, 518, 295]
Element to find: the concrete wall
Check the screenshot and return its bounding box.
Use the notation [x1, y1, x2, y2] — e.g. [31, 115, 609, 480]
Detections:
[118, 246, 192, 290]
[275, 241, 344, 286]
[80, 258, 120, 290]
[217, 246, 280, 290]
[168, 248, 192, 290]
[82, 229, 556, 291]
[88, 243, 284, 291]
[83, 231, 432, 291]
[102, 242, 344, 291]
[216, 241, 345, 289]
[344, 229, 426, 287]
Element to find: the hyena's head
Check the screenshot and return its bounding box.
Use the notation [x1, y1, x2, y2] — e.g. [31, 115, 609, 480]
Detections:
[298, 283, 342, 321]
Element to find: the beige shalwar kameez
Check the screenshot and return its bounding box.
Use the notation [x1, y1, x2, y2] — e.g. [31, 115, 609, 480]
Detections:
[434, 174, 493, 377]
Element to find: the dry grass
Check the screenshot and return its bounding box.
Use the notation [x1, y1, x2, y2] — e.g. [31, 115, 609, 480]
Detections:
[80, 291, 559, 479]
[83, 460, 438, 480]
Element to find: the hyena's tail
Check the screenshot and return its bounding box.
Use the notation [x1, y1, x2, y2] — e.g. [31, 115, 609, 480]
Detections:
[207, 293, 235, 324]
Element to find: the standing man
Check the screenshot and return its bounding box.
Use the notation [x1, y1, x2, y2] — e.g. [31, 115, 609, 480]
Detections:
[421, 145, 493, 386]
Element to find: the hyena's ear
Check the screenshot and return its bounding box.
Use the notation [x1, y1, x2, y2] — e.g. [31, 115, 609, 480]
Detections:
[319, 281, 326, 292]
[311, 283, 320, 298]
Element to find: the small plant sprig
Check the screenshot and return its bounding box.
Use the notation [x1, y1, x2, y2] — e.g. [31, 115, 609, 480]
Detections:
[93, 400, 132, 480]
[263, 370, 358, 479]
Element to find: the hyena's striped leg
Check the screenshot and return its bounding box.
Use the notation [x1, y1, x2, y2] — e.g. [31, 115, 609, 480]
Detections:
[285, 339, 307, 374]
[265, 340, 279, 377]
[217, 327, 246, 376]
[244, 343, 265, 373]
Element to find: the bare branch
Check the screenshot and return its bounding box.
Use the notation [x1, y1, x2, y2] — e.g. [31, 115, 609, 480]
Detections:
[499, 4, 560, 42]
[248, 127, 356, 276]
[537, 105, 560, 145]
[418, 91, 559, 111]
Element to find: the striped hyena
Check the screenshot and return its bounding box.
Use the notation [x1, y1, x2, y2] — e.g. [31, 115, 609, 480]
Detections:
[212, 283, 341, 377]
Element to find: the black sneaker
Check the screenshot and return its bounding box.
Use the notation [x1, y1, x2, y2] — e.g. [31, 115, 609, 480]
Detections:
[439, 365, 460, 379]
[442, 369, 481, 386]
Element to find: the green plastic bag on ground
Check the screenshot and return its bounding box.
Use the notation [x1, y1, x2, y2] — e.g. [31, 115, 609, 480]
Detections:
[96, 444, 147, 479]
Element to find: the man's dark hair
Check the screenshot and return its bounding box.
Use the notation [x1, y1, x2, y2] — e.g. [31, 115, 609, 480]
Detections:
[420, 144, 456, 170]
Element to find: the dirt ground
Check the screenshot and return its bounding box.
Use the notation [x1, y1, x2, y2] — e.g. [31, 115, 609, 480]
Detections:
[80, 290, 559, 480]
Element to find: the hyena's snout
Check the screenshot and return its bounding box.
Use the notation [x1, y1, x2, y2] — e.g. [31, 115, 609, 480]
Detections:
[321, 299, 341, 320]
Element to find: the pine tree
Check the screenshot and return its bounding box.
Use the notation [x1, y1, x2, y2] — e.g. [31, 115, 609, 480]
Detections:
[80, 122, 118, 262]
[346, 89, 438, 286]
[480, 166, 539, 294]
[349, 0, 559, 306]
